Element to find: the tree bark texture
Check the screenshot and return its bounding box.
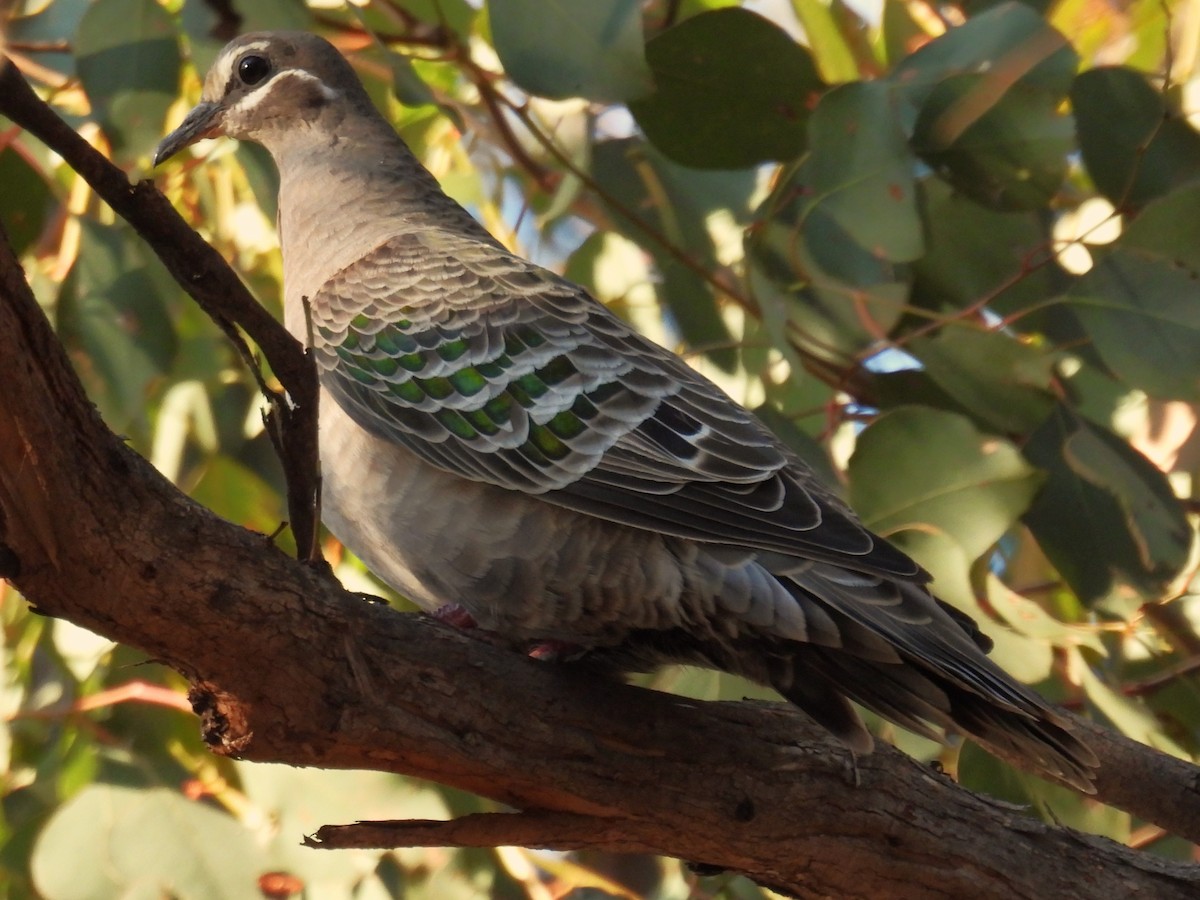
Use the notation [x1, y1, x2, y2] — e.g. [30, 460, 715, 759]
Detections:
[1, 62, 1199, 900]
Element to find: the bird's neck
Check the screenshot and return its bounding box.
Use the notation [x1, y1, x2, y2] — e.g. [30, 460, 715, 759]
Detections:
[270, 116, 490, 340]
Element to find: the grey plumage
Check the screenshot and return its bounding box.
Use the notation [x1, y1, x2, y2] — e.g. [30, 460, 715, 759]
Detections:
[156, 31, 1097, 790]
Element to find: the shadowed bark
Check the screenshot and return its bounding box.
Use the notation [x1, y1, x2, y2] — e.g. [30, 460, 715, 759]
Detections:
[1, 60, 1198, 899]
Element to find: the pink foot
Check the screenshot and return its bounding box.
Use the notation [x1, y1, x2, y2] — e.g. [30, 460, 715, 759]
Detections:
[527, 640, 585, 661]
[432, 603, 478, 629]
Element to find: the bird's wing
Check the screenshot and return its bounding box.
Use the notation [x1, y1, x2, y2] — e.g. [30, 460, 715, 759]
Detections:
[311, 230, 920, 579]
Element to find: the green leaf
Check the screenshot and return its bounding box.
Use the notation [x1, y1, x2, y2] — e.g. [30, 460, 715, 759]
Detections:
[1022, 406, 1191, 604]
[1068, 248, 1200, 402]
[790, 0, 860, 82]
[750, 231, 910, 365]
[868, 367, 970, 418]
[592, 138, 759, 370]
[908, 327, 1058, 434]
[1119, 179, 1200, 269]
[891, 2, 1077, 123]
[1074, 648, 1189, 755]
[808, 82, 923, 262]
[983, 573, 1102, 653]
[0, 146, 54, 254]
[630, 8, 823, 168]
[75, 0, 181, 163]
[236, 765, 453, 890]
[1071, 67, 1200, 210]
[188, 456, 286, 538]
[912, 73, 1075, 210]
[911, 176, 1069, 319]
[1073, 182, 1200, 396]
[895, 6, 1078, 212]
[848, 407, 1042, 559]
[31, 784, 264, 900]
[489, 0, 652, 102]
[745, 81, 922, 365]
[749, 156, 911, 364]
[6, 0, 89, 79]
[57, 219, 178, 432]
[880, 0, 928, 69]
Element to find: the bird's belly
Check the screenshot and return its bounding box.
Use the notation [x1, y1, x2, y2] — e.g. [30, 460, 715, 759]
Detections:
[317, 400, 450, 610]
[316, 394, 698, 642]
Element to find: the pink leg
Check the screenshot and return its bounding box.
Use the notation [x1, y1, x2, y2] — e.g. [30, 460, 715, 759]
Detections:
[527, 640, 585, 661]
[432, 603, 478, 630]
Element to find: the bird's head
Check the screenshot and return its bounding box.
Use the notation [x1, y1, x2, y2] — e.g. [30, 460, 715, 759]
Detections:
[154, 31, 375, 165]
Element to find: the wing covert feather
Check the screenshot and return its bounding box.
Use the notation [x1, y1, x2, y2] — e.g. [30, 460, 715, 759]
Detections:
[312, 231, 919, 579]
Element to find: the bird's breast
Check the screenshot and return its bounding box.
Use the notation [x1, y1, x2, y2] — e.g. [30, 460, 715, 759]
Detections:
[314, 389, 733, 643]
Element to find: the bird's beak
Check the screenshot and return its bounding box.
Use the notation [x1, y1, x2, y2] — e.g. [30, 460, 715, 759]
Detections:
[153, 101, 223, 166]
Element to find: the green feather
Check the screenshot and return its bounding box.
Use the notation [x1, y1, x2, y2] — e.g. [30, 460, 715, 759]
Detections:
[367, 355, 400, 377]
[528, 424, 568, 459]
[373, 327, 418, 355]
[436, 408, 477, 440]
[397, 352, 425, 373]
[387, 380, 424, 403]
[419, 376, 455, 401]
[448, 367, 488, 397]
[547, 410, 585, 439]
[438, 338, 470, 362]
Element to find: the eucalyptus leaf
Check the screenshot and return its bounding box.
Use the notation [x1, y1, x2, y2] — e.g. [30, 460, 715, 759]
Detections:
[749, 158, 911, 364]
[57, 220, 178, 432]
[891, 1, 1077, 125]
[808, 82, 923, 262]
[1072, 67, 1200, 210]
[908, 327, 1057, 434]
[75, 0, 181, 163]
[591, 138, 757, 370]
[1022, 406, 1191, 604]
[790, 0, 859, 82]
[913, 74, 1074, 210]
[911, 177, 1069, 320]
[0, 146, 54, 254]
[1068, 247, 1200, 401]
[848, 407, 1042, 559]
[631, 8, 823, 168]
[31, 784, 264, 900]
[489, 0, 652, 102]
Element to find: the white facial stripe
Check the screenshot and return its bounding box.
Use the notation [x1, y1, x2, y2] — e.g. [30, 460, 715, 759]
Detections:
[225, 68, 340, 118]
[282, 69, 340, 101]
[211, 39, 274, 96]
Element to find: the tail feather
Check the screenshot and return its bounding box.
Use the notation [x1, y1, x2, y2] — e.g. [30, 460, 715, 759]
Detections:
[781, 644, 1097, 792]
[585, 560, 1098, 792]
[773, 572, 1098, 792]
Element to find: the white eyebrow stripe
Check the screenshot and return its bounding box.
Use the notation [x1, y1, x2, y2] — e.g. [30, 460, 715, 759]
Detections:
[212, 39, 274, 93]
[226, 68, 340, 117]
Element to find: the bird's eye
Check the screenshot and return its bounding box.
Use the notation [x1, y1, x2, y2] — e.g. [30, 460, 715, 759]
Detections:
[237, 54, 271, 86]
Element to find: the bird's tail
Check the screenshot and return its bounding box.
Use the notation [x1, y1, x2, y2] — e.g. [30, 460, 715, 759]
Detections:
[770, 566, 1098, 792]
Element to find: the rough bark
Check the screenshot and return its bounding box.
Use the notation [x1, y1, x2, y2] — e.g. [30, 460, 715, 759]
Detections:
[1, 61, 1199, 899]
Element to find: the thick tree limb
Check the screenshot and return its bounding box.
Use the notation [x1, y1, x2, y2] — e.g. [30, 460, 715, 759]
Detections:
[2, 60, 1199, 898]
[1, 201, 1198, 898]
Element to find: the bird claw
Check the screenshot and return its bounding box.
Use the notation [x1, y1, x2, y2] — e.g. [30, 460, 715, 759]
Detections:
[431, 603, 478, 629]
[843, 750, 861, 788]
